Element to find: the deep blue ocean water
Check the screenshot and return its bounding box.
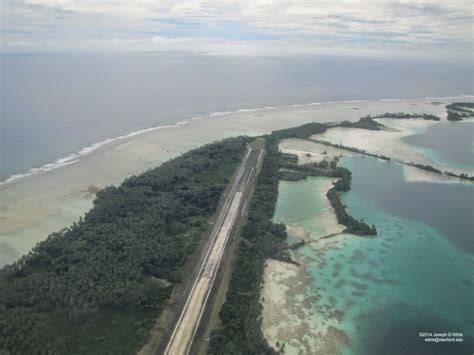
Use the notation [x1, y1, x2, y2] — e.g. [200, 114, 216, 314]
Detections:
[337, 157, 474, 354]
[403, 121, 474, 170]
[1, 52, 473, 183]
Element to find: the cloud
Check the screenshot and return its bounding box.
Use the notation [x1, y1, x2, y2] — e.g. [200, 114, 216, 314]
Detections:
[1, 0, 473, 58]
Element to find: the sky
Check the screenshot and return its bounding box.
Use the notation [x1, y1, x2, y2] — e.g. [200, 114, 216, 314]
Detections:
[1, 0, 473, 58]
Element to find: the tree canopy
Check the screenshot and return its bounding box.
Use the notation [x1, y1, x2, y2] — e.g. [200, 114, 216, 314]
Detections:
[0, 137, 248, 354]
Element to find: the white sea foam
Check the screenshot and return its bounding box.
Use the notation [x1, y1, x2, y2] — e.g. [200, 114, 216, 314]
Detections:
[379, 98, 401, 102]
[341, 99, 369, 103]
[423, 94, 474, 100]
[209, 106, 277, 117]
[0, 123, 188, 186]
[2, 94, 472, 186]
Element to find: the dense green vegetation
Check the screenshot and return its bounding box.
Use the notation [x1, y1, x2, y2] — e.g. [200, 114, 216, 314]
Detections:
[311, 138, 391, 161]
[446, 102, 474, 113]
[447, 111, 464, 121]
[208, 136, 285, 355]
[446, 111, 469, 121]
[339, 116, 385, 130]
[0, 137, 248, 354]
[337, 113, 443, 131]
[446, 102, 474, 121]
[208, 122, 379, 354]
[209, 112, 468, 353]
[454, 102, 474, 108]
[368, 112, 441, 121]
[3, 109, 467, 354]
[312, 139, 474, 182]
[405, 162, 441, 174]
[404, 163, 474, 181]
[445, 171, 474, 181]
[279, 157, 377, 236]
[208, 123, 334, 354]
[326, 174, 377, 235]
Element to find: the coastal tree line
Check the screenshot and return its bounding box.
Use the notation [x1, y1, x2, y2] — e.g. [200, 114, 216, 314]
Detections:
[0, 137, 248, 354]
[311, 138, 474, 181]
[2, 109, 469, 354]
[366, 112, 441, 121]
[278, 158, 377, 236]
[0, 117, 390, 354]
[446, 102, 474, 121]
[208, 108, 474, 351]
[208, 121, 378, 354]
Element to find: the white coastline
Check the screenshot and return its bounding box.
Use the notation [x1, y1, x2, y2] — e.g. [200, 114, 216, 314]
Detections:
[2, 94, 473, 187]
[261, 107, 474, 353]
[0, 96, 473, 267]
[0, 123, 186, 186]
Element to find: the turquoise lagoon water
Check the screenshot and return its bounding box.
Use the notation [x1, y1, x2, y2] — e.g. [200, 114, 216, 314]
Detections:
[275, 157, 474, 354]
[273, 178, 328, 224]
[273, 177, 333, 244]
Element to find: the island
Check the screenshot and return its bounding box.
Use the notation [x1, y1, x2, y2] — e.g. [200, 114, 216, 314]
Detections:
[1, 108, 473, 354]
[446, 102, 474, 121]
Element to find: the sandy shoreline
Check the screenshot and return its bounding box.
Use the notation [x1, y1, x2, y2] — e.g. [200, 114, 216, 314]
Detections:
[314, 119, 435, 164]
[260, 124, 474, 353]
[262, 172, 354, 354]
[261, 237, 356, 354]
[0, 97, 468, 267]
[262, 140, 354, 353]
[313, 118, 474, 178]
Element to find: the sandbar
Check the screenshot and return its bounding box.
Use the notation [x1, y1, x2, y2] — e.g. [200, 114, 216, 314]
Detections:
[0, 98, 464, 266]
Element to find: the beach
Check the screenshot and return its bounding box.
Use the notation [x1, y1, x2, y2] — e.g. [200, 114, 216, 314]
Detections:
[0, 97, 470, 267]
[262, 139, 362, 354]
[314, 118, 474, 176]
[4, 4, 474, 354]
[263, 172, 356, 354]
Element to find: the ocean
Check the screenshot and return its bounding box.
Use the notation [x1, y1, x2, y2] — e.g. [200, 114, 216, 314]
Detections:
[1, 52, 473, 184]
[403, 121, 474, 170]
[2, 52, 474, 353]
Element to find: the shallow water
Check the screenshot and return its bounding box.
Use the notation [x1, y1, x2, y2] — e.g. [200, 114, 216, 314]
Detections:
[274, 178, 329, 224]
[273, 178, 333, 243]
[272, 156, 474, 354]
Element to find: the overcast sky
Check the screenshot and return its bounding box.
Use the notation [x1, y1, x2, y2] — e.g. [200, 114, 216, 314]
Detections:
[1, 0, 473, 58]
